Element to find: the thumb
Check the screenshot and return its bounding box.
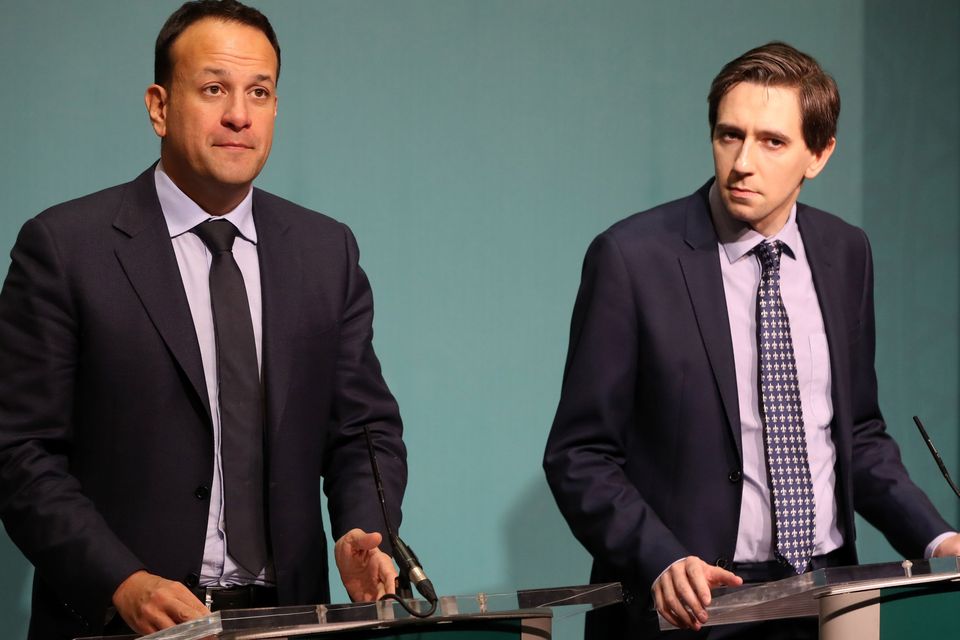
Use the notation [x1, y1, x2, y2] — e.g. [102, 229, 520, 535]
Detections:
[347, 529, 383, 552]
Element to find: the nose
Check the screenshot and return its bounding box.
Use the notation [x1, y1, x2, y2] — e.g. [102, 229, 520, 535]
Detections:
[734, 140, 753, 172]
[221, 94, 251, 131]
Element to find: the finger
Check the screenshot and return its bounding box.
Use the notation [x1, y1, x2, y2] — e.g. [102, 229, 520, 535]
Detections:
[150, 584, 206, 623]
[133, 605, 177, 635]
[659, 570, 699, 630]
[670, 564, 705, 630]
[153, 610, 180, 631]
[657, 572, 686, 629]
[173, 602, 209, 622]
[651, 576, 677, 626]
[375, 551, 398, 596]
[682, 562, 711, 622]
[171, 584, 210, 615]
[383, 573, 397, 596]
[704, 565, 744, 588]
[151, 595, 198, 629]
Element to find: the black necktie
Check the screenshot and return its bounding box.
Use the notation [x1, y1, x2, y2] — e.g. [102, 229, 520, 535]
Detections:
[754, 240, 816, 573]
[192, 219, 267, 575]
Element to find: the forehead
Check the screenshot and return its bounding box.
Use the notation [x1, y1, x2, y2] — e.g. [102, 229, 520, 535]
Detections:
[169, 18, 277, 79]
[716, 82, 803, 132]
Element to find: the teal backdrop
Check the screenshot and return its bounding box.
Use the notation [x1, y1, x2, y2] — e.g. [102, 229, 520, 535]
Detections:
[0, 2, 957, 638]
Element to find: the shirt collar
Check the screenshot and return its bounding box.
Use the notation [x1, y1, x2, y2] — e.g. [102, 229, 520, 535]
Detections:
[708, 181, 797, 265]
[154, 162, 258, 243]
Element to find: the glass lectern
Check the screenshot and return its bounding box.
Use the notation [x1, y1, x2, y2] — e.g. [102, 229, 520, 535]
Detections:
[78, 583, 622, 640]
[659, 557, 960, 639]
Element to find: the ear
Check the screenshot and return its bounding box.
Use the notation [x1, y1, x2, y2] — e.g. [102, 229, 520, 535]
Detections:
[144, 84, 169, 138]
[804, 137, 836, 180]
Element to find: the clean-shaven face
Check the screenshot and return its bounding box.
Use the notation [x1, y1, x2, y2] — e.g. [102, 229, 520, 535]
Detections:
[147, 18, 278, 214]
[712, 82, 834, 236]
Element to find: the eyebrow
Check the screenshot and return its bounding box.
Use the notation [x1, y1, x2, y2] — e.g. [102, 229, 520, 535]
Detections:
[199, 67, 275, 85]
[714, 123, 792, 142]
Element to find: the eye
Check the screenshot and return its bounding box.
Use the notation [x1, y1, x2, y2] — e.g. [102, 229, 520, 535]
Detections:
[202, 85, 224, 96]
[717, 129, 742, 142]
[251, 87, 270, 99]
[766, 138, 785, 149]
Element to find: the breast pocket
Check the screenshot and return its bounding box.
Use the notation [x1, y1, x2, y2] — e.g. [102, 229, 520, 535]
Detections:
[807, 333, 833, 426]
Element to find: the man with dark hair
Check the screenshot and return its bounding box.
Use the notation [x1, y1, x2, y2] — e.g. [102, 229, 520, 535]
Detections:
[0, 1, 406, 638]
[544, 41, 960, 639]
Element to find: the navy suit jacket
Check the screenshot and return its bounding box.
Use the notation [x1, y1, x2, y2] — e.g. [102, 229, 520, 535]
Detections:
[0, 166, 407, 640]
[543, 181, 951, 639]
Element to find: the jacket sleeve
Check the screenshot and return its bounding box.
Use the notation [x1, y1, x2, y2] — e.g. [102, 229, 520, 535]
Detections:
[845, 230, 952, 555]
[322, 223, 407, 546]
[544, 231, 688, 590]
[0, 216, 143, 626]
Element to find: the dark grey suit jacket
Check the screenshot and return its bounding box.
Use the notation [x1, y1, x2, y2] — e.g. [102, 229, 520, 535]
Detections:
[0, 166, 407, 639]
[543, 180, 951, 639]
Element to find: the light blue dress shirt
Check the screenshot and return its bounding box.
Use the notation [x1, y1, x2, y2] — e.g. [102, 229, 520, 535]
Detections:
[154, 164, 273, 587]
[708, 183, 844, 562]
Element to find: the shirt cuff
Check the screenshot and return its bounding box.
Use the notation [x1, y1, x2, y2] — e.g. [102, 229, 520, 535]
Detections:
[925, 531, 958, 559]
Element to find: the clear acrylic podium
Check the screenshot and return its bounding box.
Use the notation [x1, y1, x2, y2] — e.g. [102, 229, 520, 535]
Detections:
[659, 557, 960, 639]
[78, 583, 622, 640]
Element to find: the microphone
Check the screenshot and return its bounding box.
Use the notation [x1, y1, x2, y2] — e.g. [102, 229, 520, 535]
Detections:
[362, 426, 438, 605]
[912, 416, 960, 500]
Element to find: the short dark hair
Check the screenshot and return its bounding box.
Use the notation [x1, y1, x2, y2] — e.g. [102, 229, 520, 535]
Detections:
[708, 42, 840, 154]
[154, 0, 281, 87]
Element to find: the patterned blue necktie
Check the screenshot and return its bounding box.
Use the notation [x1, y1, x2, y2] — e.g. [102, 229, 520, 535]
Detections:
[754, 240, 816, 574]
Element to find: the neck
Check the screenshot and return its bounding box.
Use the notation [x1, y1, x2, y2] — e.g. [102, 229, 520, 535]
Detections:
[160, 164, 250, 216]
[751, 206, 792, 237]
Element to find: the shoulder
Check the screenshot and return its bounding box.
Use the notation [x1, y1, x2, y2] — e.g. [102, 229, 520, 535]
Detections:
[588, 184, 710, 264]
[32, 180, 133, 230]
[796, 202, 864, 237]
[251, 189, 363, 266]
[796, 202, 870, 253]
[610, 188, 702, 237]
[252, 188, 349, 234]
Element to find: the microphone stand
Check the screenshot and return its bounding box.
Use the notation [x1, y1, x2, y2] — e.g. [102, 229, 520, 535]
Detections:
[363, 426, 437, 616]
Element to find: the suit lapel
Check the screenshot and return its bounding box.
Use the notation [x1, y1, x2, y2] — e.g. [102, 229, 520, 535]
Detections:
[797, 207, 851, 456]
[253, 191, 302, 435]
[678, 184, 743, 457]
[112, 167, 210, 419]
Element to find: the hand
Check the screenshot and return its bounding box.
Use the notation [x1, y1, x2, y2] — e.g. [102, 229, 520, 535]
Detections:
[932, 533, 960, 557]
[112, 570, 209, 634]
[335, 528, 398, 602]
[652, 556, 743, 631]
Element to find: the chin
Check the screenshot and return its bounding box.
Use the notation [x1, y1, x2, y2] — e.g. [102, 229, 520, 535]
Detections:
[212, 168, 260, 186]
[722, 202, 758, 224]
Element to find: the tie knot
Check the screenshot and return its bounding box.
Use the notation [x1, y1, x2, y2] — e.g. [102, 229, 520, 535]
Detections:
[754, 240, 784, 274]
[192, 219, 239, 254]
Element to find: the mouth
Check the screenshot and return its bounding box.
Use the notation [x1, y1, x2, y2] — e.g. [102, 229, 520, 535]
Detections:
[213, 142, 254, 151]
[727, 185, 757, 200]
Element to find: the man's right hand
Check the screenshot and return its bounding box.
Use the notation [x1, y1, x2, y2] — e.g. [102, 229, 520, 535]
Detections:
[112, 570, 210, 634]
[651, 556, 743, 631]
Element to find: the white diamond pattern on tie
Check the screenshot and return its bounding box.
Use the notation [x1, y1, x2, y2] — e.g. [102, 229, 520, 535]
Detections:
[754, 240, 816, 574]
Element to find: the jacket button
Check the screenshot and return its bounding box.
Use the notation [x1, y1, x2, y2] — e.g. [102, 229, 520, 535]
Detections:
[194, 485, 210, 500]
[185, 573, 200, 587]
[715, 557, 730, 569]
[728, 469, 742, 483]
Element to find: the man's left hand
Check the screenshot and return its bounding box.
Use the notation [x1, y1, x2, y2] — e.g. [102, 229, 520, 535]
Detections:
[335, 529, 398, 602]
[932, 533, 960, 557]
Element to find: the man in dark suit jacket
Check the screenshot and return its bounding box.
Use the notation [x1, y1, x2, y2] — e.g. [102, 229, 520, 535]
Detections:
[544, 42, 959, 640]
[0, 2, 406, 638]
